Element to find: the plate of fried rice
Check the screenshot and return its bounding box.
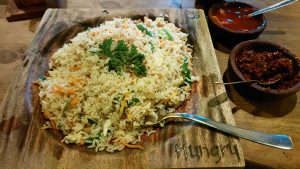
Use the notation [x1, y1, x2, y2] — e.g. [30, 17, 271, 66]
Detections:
[38, 17, 198, 153]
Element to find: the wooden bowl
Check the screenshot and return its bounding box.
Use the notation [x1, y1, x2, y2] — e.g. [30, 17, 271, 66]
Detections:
[208, 1, 267, 48]
[227, 40, 300, 100]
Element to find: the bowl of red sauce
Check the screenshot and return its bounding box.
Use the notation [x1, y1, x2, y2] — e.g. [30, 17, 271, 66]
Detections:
[227, 40, 300, 100]
[208, 1, 267, 48]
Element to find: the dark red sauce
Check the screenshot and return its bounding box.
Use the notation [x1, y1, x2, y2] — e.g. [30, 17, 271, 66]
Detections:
[236, 50, 300, 90]
[213, 5, 263, 31]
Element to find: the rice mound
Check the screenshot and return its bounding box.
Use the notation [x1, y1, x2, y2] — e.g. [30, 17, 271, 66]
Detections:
[38, 17, 196, 153]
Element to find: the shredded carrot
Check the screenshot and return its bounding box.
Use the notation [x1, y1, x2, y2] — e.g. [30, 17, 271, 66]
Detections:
[49, 119, 57, 130]
[53, 84, 64, 90]
[52, 85, 65, 95]
[123, 142, 144, 149]
[68, 78, 82, 86]
[67, 89, 76, 95]
[79, 139, 85, 145]
[52, 84, 75, 95]
[70, 65, 81, 71]
[68, 79, 82, 86]
[44, 111, 52, 119]
[70, 97, 79, 107]
[68, 81, 75, 86]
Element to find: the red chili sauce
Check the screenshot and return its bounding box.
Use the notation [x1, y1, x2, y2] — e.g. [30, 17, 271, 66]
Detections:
[236, 50, 300, 90]
[212, 5, 263, 31]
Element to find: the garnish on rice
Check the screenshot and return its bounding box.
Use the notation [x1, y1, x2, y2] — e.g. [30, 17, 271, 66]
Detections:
[90, 39, 147, 76]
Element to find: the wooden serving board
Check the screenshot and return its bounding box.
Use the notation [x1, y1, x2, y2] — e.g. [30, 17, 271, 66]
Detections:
[0, 9, 244, 168]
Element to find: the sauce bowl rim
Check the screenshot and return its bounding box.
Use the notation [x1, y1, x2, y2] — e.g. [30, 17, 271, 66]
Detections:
[208, 1, 268, 34]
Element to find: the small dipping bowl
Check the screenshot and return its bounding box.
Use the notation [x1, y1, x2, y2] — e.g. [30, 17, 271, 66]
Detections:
[208, 1, 267, 48]
[227, 40, 300, 100]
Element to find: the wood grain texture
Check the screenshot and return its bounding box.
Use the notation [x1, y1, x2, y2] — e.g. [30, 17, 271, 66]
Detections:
[215, 1, 300, 168]
[0, 17, 36, 102]
[0, 8, 244, 168]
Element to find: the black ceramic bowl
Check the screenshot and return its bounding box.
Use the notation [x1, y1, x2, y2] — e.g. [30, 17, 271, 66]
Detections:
[227, 40, 300, 100]
[208, 1, 267, 48]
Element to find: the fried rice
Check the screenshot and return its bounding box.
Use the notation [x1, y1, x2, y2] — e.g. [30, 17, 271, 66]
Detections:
[38, 17, 197, 153]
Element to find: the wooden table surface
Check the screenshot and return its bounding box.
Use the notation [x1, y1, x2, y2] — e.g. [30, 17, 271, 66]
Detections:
[0, 0, 299, 168]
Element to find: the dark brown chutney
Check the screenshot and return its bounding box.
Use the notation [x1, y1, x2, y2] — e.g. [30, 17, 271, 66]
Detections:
[236, 49, 300, 89]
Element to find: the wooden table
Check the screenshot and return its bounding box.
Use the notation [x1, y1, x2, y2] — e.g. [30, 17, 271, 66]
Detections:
[0, 0, 299, 168]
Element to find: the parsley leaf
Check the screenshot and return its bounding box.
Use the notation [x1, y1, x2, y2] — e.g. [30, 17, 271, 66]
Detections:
[39, 76, 46, 81]
[131, 53, 147, 76]
[94, 39, 147, 76]
[137, 24, 154, 37]
[128, 97, 140, 106]
[113, 40, 128, 52]
[127, 45, 147, 76]
[99, 38, 113, 57]
[108, 51, 126, 75]
[182, 57, 192, 85]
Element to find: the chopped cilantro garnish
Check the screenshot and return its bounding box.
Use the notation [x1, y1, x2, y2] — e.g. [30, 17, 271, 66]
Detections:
[63, 100, 71, 113]
[128, 97, 140, 106]
[162, 29, 174, 41]
[150, 43, 155, 53]
[158, 29, 174, 41]
[137, 24, 154, 37]
[182, 57, 192, 85]
[85, 137, 93, 145]
[87, 118, 97, 125]
[92, 38, 147, 76]
[99, 38, 113, 57]
[39, 76, 46, 81]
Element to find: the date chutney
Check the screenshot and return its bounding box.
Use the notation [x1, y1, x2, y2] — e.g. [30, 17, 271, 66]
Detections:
[236, 49, 300, 90]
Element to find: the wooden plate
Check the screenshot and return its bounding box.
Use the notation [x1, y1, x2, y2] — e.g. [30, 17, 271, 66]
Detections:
[0, 8, 244, 168]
